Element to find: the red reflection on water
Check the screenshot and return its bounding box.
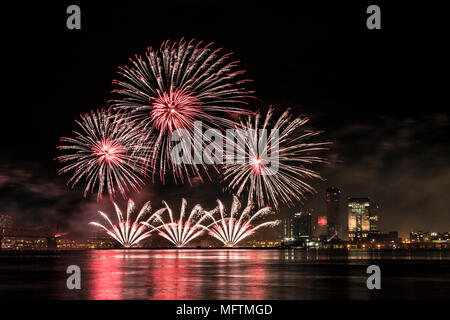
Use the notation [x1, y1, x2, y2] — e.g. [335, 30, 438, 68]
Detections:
[214, 250, 266, 300]
[88, 250, 124, 300]
[146, 250, 197, 299]
[85, 249, 268, 300]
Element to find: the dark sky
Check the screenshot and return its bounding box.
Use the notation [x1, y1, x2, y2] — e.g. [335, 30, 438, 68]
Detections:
[2, 1, 449, 238]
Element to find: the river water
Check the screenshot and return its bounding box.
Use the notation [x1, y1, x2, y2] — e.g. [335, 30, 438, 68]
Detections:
[0, 249, 449, 299]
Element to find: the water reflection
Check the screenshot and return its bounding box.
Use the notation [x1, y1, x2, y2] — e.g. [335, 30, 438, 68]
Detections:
[214, 250, 266, 300]
[85, 250, 268, 299]
[1, 249, 449, 299]
[88, 250, 157, 299]
[146, 250, 200, 299]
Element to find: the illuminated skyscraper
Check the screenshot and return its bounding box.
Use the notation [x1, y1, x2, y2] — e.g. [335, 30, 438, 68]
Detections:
[326, 187, 341, 238]
[348, 198, 370, 241]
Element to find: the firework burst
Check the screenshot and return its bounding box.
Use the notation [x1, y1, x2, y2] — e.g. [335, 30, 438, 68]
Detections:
[89, 199, 162, 248]
[201, 196, 280, 247]
[57, 110, 149, 200]
[144, 199, 209, 247]
[223, 108, 330, 209]
[111, 38, 254, 183]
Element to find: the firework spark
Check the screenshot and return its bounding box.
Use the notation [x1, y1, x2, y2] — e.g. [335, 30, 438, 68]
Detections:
[89, 199, 163, 248]
[223, 108, 330, 209]
[143, 199, 209, 247]
[112, 39, 254, 183]
[57, 110, 148, 200]
[201, 196, 280, 247]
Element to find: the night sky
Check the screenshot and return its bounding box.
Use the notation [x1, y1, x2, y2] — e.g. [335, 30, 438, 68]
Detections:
[2, 1, 449, 238]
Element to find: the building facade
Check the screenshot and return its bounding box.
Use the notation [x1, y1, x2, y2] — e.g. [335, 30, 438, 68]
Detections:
[369, 204, 379, 235]
[348, 198, 370, 241]
[326, 187, 341, 238]
[284, 210, 313, 244]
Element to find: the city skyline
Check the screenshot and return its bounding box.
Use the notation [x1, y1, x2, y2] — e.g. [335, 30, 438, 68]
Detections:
[1, 183, 447, 242]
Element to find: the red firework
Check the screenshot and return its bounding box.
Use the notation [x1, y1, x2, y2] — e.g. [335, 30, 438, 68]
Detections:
[56, 110, 149, 200]
[222, 108, 331, 209]
[111, 38, 254, 184]
[150, 88, 203, 134]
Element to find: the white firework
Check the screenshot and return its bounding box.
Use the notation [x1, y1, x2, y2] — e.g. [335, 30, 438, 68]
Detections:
[223, 108, 330, 209]
[89, 199, 162, 247]
[144, 198, 209, 247]
[201, 196, 280, 247]
[57, 110, 149, 200]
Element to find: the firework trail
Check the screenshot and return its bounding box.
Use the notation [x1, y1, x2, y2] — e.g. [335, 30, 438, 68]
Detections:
[57, 109, 149, 200]
[223, 108, 330, 210]
[111, 38, 254, 184]
[200, 196, 280, 247]
[143, 198, 209, 247]
[89, 199, 163, 247]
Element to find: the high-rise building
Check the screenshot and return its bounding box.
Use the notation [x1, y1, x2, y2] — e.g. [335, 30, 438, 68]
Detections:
[326, 187, 341, 237]
[283, 218, 291, 241]
[348, 198, 370, 241]
[369, 204, 379, 234]
[293, 211, 312, 240]
[284, 210, 312, 243]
